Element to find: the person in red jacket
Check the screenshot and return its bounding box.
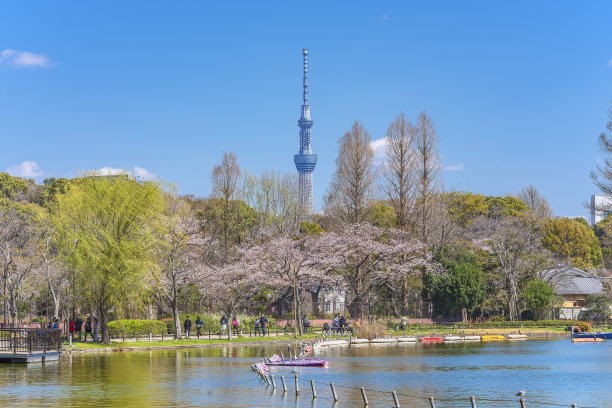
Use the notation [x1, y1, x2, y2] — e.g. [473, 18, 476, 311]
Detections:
[69, 320, 75, 340]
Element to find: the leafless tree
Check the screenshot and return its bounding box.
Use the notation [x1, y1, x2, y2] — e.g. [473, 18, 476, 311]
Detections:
[591, 103, 612, 214]
[0, 202, 43, 324]
[324, 121, 376, 225]
[157, 195, 202, 339]
[413, 111, 441, 246]
[518, 185, 553, 219]
[242, 170, 301, 235]
[211, 151, 241, 260]
[384, 113, 416, 230]
[470, 214, 541, 321]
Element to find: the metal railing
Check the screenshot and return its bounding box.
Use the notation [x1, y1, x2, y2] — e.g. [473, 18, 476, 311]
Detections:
[0, 328, 62, 353]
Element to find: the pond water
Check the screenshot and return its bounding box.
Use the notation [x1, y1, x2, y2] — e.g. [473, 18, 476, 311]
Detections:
[0, 339, 609, 407]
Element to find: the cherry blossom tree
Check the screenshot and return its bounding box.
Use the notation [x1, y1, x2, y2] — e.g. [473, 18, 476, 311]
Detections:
[247, 234, 339, 335]
[157, 196, 202, 339]
[324, 223, 427, 318]
[198, 246, 265, 340]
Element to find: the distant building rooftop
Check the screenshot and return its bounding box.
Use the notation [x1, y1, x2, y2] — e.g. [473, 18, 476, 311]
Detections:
[539, 265, 604, 295]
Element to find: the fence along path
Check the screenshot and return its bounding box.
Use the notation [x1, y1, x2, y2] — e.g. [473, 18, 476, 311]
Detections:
[250, 365, 597, 407]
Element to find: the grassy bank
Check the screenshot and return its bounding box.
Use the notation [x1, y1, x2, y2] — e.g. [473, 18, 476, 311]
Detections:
[63, 333, 321, 352]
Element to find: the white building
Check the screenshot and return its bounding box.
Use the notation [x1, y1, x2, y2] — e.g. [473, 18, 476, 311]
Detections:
[590, 194, 612, 225]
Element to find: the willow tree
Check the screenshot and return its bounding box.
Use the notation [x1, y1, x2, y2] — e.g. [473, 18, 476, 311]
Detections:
[52, 175, 165, 343]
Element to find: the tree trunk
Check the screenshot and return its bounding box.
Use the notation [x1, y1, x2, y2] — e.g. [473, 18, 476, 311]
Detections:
[100, 308, 110, 344]
[173, 298, 182, 339]
[294, 279, 303, 336]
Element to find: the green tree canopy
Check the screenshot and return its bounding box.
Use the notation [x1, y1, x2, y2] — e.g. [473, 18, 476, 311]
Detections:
[542, 217, 603, 270]
[197, 197, 257, 247]
[52, 175, 166, 343]
[521, 279, 558, 320]
[585, 293, 612, 321]
[429, 245, 485, 319]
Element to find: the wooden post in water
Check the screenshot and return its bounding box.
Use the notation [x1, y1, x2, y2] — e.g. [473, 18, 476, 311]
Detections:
[470, 396, 477, 407]
[280, 351, 284, 360]
[281, 376, 287, 393]
[310, 380, 317, 398]
[429, 396, 436, 408]
[392, 391, 401, 407]
[520, 397, 526, 407]
[264, 374, 270, 386]
[330, 383, 338, 401]
[294, 375, 299, 395]
[270, 375, 276, 388]
[360, 387, 369, 405]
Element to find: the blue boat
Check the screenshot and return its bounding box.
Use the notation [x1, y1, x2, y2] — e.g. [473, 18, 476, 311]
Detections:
[573, 332, 612, 339]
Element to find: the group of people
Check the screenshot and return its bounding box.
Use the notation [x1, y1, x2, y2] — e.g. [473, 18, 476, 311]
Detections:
[64, 316, 98, 342]
[253, 315, 269, 336]
[183, 316, 204, 339]
[182, 315, 254, 338]
[322, 314, 352, 335]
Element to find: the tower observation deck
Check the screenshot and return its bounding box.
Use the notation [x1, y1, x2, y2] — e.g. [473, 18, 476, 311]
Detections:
[293, 48, 317, 214]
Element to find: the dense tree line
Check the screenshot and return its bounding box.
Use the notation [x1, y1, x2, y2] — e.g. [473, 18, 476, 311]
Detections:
[2, 104, 612, 343]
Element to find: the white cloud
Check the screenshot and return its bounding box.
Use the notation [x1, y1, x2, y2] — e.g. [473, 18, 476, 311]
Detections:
[370, 138, 387, 163]
[6, 161, 44, 178]
[0, 49, 51, 68]
[443, 163, 465, 171]
[93, 166, 157, 181]
[132, 166, 157, 181]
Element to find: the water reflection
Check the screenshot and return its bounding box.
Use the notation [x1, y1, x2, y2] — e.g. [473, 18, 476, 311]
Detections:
[0, 340, 609, 407]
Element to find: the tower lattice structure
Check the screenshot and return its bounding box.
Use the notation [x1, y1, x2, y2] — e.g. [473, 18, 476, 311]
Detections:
[293, 48, 317, 215]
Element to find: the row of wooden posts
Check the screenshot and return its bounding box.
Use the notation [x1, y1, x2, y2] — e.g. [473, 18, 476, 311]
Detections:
[250, 365, 580, 407]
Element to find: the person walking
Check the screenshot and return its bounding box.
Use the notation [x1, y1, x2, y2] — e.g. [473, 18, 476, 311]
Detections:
[52, 318, 58, 329]
[260, 315, 268, 336]
[303, 316, 311, 333]
[93, 318, 99, 342]
[184, 316, 192, 339]
[75, 316, 83, 341]
[195, 316, 203, 339]
[69, 320, 75, 341]
[84, 318, 92, 342]
[220, 315, 228, 336]
[254, 317, 261, 336]
[400, 316, 408, 331]
[232, 316, 239, 334]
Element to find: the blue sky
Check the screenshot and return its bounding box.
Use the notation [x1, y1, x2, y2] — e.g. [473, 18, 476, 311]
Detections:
[1, 1, 611, 218]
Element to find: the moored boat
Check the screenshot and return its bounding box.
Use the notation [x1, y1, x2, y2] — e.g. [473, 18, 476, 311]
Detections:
[507, 334, 527, 340]
[370, 337, 398, 343]
[420, 336, 444, 343]
[481, 335, 505, 342]
[397, 336, 417, 342]
[351, 338, 370, 344]
[463, 335, 481, 341]
[444, 335, 463, 342]
[573, 332, 612, 339]
[572, 336, 605, 343]
[266, 358, 328, 367]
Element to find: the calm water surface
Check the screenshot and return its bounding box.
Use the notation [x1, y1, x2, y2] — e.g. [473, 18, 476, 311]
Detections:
[0, 340, 610, 407]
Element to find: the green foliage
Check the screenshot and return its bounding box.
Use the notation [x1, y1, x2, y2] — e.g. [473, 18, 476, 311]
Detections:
[521, 279, 558, 320]
[429, 245, 485, 317]
[485, 196, 529, 217]
[365, 201, 397, 228]
[52, 175, 166, 342]
[444, 192, 489, 226]
[542, 217, 603, 270]
[197, 198, 257, 245]
[43, 177, 72, 203]
[0, 173, 30, 199]
[107, 319, 167, 335]
[299, 220, 323, 235]
[586, 293, 612, 320]
[444, 192, 529, 226]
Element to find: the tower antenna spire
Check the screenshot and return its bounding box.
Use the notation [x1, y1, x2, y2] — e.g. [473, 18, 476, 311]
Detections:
[294, 48, 317, 215]
[302, 48, 308, 105]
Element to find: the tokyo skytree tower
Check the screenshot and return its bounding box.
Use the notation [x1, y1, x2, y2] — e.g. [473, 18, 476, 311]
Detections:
[293, 48, 317, 215]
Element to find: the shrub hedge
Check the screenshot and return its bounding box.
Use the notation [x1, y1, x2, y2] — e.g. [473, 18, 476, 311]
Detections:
[107, 319, 167, 335]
